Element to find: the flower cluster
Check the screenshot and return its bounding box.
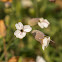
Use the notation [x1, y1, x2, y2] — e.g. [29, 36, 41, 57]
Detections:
[14, 18, 53, 50]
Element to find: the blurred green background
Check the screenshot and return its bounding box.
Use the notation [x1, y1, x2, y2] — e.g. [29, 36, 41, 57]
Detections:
[0, 0, 62, 62]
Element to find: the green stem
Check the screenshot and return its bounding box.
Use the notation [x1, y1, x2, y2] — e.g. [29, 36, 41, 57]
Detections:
[3, 38, 8, 62]
[34, 0, 39, 17]
[16, 0, 21, 20]
[0, 36, 15, 61]
[43, 50, 52, 62]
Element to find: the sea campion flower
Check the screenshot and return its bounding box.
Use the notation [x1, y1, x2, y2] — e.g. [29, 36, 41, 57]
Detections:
[38, 18, 50, 28]
[32, 30, 51, 50]
[36, 56, 46, 62]
[14, 22, 32, 39]
[42, 37, 50, 50]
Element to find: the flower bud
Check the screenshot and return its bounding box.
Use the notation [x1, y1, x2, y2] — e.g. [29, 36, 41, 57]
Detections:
[28, 18, 39, 26]
[32, 30, 45, 44]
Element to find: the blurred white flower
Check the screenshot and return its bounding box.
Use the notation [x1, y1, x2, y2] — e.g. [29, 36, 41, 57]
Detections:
[42, 37, 50, 50]
[5, 2, 11, 8]
[38, 18, 50, 28]
[14, 22, 32, 39]
[36, 56, 46, 62]
[21, 0, 33, 8]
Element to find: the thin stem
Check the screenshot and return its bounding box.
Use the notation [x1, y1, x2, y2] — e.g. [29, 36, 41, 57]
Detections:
[34, 0, 39, 17]
[0, 36, 15, 61]
[43, 50, 52, 62]
[3, 37, 8, 62]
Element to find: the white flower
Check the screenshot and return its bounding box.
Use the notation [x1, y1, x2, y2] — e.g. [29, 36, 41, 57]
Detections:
[42, 37, 50, 50]
[14, 22, 32, 39]
[38, 18, 50, 28]
[36, 56, 46, 62]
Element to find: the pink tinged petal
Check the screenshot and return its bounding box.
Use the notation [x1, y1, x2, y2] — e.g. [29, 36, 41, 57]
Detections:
[14, 30, 26, 39]
[38, 21, 49, 28]
[40, 18, 50, 24]
[14, 30, 21, 37]
[18, 22, 23, 28]
[44, 19, 50, 25]
[39, 18, 50, 28]
[15, 22, 23, 30]
[19, 32, 26, 39]
[42, 23, 49, 28]
[42, 19, 50, 28]
[24, 25, 32, 32]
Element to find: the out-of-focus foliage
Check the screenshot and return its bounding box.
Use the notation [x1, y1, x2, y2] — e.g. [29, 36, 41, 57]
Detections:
[0, 0, 62, 62]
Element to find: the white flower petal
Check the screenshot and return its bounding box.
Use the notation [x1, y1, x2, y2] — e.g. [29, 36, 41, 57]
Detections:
[14, 30, 20, 36]
[14, 30, 26, 39]
[42, 37, 50, 50]
[42, 45, 45, 50]
[46, 37, 50, 47]
[38, 22, 44, 28]
[44, 19, 50, 24]
[20, 32, 26, 39]
[42, 22, 48, 28]
[24, 25, 32, 32]
[15, 22, 23, 30]
[36, 56, 46, 62]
